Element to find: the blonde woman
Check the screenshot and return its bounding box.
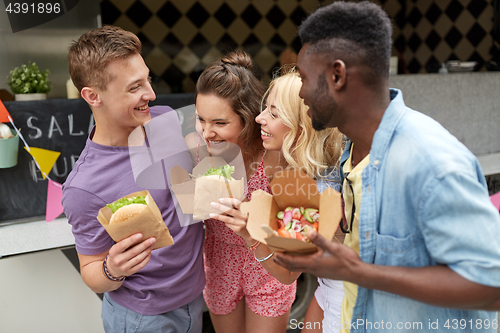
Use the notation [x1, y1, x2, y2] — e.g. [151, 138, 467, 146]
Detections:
[211, 68, 345, 333]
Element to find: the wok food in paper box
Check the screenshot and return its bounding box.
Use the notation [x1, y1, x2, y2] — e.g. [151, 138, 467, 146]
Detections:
[274, 206, 320, 242]
[170, 156, 245, 220]
[97, 190, 174, 250]
[241, 169, 342, 256]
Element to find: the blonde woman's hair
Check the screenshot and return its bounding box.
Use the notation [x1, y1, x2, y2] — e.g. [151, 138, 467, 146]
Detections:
[262, 67, 344, 179]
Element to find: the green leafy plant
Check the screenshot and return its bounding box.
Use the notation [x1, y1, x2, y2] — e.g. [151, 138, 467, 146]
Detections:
[6, 62, 51, 94]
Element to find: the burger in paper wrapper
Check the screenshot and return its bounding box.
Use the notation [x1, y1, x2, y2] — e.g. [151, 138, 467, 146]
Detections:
[170, 156, 245, 221]
[97, 190, 174, 250]
[193, 164, 244, 220]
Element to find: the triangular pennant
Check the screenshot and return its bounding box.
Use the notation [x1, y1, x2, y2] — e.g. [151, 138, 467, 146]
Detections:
[24, 147, 60, 179]
[46, 180, 64, 222]
[491, 192, 500, 212]
[0, 99, 11, 123]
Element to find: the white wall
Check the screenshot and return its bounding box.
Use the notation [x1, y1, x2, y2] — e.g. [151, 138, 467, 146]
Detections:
[389, 72, 500, 176]
[0, 249, 104, 333]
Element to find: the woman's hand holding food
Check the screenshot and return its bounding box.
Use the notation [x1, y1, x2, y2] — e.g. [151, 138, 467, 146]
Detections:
[209, 198, 253, 244]
[210, 197, 300, 285]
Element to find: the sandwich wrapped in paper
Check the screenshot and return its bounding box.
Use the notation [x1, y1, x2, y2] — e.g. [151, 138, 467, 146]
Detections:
[241, 169, 342, 256]
[97, 190, 174, 250]
[171, 156, 245, 220]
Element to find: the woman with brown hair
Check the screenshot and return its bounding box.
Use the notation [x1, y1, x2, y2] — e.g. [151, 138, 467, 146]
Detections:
[185, 50, 297, 333]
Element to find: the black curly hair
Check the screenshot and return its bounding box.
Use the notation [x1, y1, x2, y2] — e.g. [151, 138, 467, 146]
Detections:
[298, 1, 392, 82]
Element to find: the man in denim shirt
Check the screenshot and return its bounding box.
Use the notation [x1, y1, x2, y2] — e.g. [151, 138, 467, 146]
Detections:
[275, 2, 500, 332]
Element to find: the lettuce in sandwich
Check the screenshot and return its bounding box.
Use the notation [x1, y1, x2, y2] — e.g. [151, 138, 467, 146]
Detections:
[203, 165, 235, 180]
[107, 195, 147, 214]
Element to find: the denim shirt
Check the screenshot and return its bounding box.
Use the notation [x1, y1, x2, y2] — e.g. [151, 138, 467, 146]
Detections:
[340, 89, 500, 333]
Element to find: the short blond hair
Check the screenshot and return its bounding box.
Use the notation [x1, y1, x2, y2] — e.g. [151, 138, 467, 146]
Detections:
[263, 67, 344, 178]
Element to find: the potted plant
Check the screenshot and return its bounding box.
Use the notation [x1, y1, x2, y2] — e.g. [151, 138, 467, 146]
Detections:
[6, 62, 51, 101]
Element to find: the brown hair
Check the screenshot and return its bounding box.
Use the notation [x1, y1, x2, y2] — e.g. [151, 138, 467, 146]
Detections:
[68, 25, 142, 92]
[195, 50, 265, 165]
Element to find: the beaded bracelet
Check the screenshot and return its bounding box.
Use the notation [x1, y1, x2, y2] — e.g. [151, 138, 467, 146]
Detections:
[102, 255, 126, 282]
[246, 240, 260, 251]
[255, 252, 274, 263]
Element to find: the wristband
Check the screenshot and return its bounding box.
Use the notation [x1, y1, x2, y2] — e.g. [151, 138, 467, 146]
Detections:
[255, 252, 274, 263]
[102, 255, 126, 282]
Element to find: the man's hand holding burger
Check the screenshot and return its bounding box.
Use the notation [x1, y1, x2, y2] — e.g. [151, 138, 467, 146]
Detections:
[106, 233, 157, 281]
[78, 233, 156, 293]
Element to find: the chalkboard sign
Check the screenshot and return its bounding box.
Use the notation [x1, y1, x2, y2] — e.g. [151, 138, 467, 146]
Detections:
[0, 93, 195, 224]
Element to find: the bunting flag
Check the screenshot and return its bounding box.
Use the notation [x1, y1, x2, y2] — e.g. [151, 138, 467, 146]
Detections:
[491, 192, 500, 212]
[46, 180, 64, 222]
[0, 99, 11, 123]
[0, 99, 30, 148]
[2, 98, 65, 222]
[24, 146, 61, 180]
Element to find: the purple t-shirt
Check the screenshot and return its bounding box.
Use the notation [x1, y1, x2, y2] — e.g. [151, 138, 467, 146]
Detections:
[62, 106, 205, 315]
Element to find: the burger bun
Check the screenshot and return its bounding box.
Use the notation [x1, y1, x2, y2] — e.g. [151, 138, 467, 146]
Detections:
[109, 203, 146, 224]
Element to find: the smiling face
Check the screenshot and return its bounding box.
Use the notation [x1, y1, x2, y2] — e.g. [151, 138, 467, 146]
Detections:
[255, 86, 291, 151]
[91, 53, 156, 145]
[195, 94, 244, 154]
[297, 44, 338, 131]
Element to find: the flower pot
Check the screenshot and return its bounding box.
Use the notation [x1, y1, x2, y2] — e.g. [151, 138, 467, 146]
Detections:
[0, 129, 19, 168]
[15, 93, 47, 101]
